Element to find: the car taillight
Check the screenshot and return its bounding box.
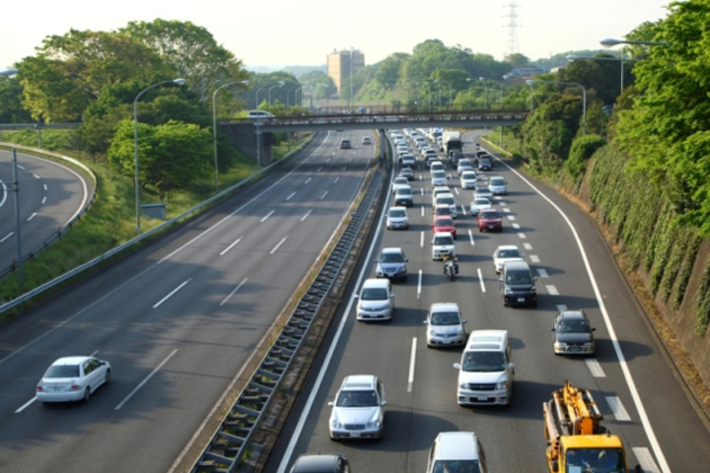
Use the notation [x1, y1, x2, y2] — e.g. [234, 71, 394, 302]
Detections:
[36, 385, 43, 392]
[70, 385, 81, 391]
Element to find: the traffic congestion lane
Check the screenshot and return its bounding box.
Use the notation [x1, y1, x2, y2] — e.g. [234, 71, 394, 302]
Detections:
[269, 130, 702, 473]
[0, 131, 376, 473]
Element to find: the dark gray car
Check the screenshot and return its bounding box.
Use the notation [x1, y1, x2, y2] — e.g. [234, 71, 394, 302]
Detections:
[552, 310, 596, 355]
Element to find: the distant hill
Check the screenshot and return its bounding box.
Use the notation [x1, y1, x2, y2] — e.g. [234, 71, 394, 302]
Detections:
[246, 65, 327, 78]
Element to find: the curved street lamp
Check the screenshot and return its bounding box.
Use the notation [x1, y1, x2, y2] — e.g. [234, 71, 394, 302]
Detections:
[527, 79, 587, 135]
[213, 80, 249, 192]
[254, 85, 269, 109]
[133, 78, 186, 233]
[268, 81, 285, 105]
[601, 38, 669, 47]
[436, 80, 453, 107]
[1, 68, 19, 77]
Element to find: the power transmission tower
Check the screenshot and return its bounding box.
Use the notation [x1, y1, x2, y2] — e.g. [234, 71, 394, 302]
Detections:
[503, 2, 521, 58]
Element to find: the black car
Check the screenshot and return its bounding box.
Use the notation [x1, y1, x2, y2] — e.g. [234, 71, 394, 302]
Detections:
[450, 151, 465, 165]
[552, 310, 596, 355]
[339, 139, 351, 149]
[289, 453, 350, 473]
[478, 157, 492, 171]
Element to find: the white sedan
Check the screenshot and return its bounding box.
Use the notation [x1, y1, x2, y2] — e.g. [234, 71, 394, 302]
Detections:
[470, 197, 492, 216]
[493, 245, 525, 273]
[36, 356, 111, 403]
[460, 170, 478, 189]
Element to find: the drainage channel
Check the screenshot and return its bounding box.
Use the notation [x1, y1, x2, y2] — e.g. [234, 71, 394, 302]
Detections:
[191, 170, 384, 473]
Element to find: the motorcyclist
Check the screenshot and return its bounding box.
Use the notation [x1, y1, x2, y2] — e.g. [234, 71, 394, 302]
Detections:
[443, 253, 458, 276]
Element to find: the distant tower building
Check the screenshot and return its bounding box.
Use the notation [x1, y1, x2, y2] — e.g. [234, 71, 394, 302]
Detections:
[327, 48, 365, 95]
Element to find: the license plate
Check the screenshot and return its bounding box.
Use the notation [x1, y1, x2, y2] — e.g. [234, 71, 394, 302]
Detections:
[350, 432, 360, 438]
[517, 297, 525, 302]
[477, 396, 488, 401]
[569, 347, 581, 352]
[489, 225, 495, 229]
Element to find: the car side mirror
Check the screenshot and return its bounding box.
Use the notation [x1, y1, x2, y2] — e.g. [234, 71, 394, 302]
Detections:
[462, 320, 468, 325]
[453, 363, 461, 369]
[508, 362, 515, 370]
[391, 294, 395, 298]
[534, 277, 539, 281]
[551, 328, 556, 332]
[499, 278, 504, 282]
[373, 259, 378, 263]
[592, 327, 597, 331]
[328, 401, 334, 407]
[423, 320, 428, 325]
[381, 401, 388, 406]
[404, 259, 409, 262]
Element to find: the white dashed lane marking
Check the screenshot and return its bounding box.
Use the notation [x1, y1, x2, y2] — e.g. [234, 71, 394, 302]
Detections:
[523, 243, 533, 250]
[536, 269, 549, 278]
[545, 285, 559, 295]
[530, 255, 540, 263]
[585, 358, 606, 378]
[605, 396, 631, 421]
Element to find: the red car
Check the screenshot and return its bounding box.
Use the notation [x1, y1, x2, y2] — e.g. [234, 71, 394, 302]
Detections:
[433, 216, 457, 239]
[477, 209, 502, 232]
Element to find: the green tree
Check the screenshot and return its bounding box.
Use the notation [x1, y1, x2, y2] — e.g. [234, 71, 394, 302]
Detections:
[123, 19, 248, 103]
[0, 75, 32, 123]
[504, 53, 530, 66]
[108, 119, 212, 200]
[376, 53, 409, 87]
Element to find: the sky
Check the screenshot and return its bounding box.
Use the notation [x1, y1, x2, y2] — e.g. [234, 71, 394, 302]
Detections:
[1, 0, 671, 71]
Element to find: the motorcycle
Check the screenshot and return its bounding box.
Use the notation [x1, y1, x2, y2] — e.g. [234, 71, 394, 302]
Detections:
[444, 257, 459, 281]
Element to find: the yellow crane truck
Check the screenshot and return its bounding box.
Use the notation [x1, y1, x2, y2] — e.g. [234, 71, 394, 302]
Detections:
[543, 381, 641, 473]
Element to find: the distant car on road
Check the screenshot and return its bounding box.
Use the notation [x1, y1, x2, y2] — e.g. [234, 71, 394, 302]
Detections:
[339, 139, 351, 149]
[477, 209, 502, 232]
[361, 136, 372, 145]
[36, 356, 111, 403]
[289, 453, 350, 473]
[247, 110, 275, 120]
[328, 375, 387, 439]
[552, 310, 596, 355]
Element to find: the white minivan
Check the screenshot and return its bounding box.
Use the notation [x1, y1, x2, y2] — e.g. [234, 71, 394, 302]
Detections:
[454, 330, 514, 406]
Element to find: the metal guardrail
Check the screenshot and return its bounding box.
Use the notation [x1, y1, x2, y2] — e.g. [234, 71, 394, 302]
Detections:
[0, 137, 312, 313]
[0, 123, 82, 131]
[191, 168, 384, 473]
[0, 143, 97, 279]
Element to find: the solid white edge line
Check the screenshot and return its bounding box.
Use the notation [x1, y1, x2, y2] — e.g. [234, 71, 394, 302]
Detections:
[220, 278, 248, 306]
[492, 148, 671, 473]
[408, 338, 417, 392]
[477, 268, 486, 292]
[275, 139, 397, 473]
[115, 349, 178, 410]
[153, 279, 191, 309]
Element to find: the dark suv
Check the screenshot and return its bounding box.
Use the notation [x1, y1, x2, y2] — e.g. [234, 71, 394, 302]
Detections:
[289, 453, 350, 473]
[339, 139, 351, 149]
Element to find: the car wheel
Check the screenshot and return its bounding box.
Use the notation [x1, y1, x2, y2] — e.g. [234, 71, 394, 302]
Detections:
[83, 387, 91, 402]
[104, 369, 111, 385]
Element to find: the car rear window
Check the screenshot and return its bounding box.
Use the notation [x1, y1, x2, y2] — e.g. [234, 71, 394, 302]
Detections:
[45, 365, 81, 378]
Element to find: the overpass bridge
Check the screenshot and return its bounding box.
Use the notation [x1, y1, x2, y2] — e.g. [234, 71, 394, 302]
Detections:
[220, 110, 527, 165]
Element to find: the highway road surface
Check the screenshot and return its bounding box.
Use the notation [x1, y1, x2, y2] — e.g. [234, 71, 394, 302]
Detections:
[0, 149, 91, 276]
[266, 130, 710, 473]
[0, 130, 374, 473]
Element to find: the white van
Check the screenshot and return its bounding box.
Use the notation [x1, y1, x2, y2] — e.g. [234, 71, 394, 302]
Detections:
[426, 431, 487, 473]
[356, 278, 394, 321]
[454, 330, 514, 406]
[247, 110, 275, 120]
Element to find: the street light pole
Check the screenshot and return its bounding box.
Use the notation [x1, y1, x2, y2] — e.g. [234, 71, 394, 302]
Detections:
[601, 37, 669, 47]
[268, 81, 285, 105]
[349, 48, 354, 112]
[255, 85, 268, 109]
[439, 80, 453, 107]
[213, 80, 249, 193]
[133, 78, 186, 233]
[567, 54, 639, 95]
[2, 69, 22, 288]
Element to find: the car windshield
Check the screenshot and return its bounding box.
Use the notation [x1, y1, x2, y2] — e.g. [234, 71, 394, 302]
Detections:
[336, 389, 379, 407]
[558, 318, 591, 333]
[498, 249, 521, 258]
[389, 209, 406, 218]
[566, 448, 624, 471]
[434, 236, 454, 245]
[397, 188, 412, 196]
[430, 311, 461, 325]
[473, 198, 490, 206]
[480, 211, 500, 219]
[435, 207, 452, 216]
[476, 188, 491, 194]
[433, 171, 446, 178]
[461, 351, 506, 372]
[45, 364, 80, 378]
[462, 172, 476, 179]
[505, 269, 533, 285]
[380, 252, 404, 263]
[432, 460, 481, 473]
[361, 288, 388, 300]
[438, 197, 455, 205]
[436, 218, 454, 227]
[459, 160, 471, 166]
[394, 178, 407, 185]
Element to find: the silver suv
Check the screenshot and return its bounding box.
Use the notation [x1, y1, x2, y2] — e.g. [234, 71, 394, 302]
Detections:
[375, 247, 408, 281]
